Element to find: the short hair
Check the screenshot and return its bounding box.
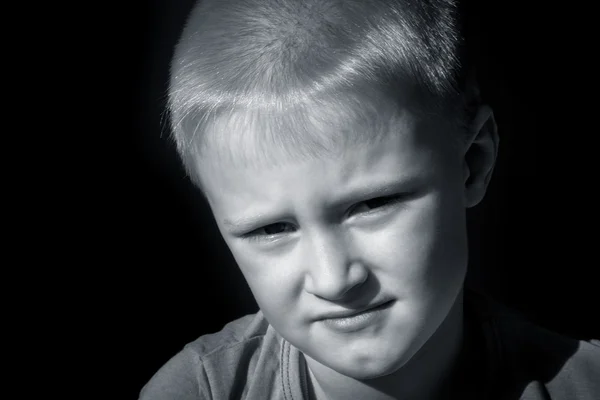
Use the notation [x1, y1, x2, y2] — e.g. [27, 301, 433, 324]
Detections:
[168, 0, 472, 187]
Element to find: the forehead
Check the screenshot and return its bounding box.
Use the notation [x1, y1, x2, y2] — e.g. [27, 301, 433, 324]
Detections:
[194, 90, 440, 172]
[195, 102, 456, 208]
[196, 123, 457, 234]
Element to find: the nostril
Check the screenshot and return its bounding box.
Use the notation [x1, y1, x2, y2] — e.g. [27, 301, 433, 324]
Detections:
[304, 261, 369, 301]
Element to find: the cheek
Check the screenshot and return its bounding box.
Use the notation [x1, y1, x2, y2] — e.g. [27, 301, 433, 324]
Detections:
[412, 192, 468, 290]
[359, 193, 468, 290]
[227, 244, 303, 313]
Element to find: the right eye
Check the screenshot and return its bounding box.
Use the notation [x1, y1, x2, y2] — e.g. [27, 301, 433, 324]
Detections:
[244, 222, 296, 241]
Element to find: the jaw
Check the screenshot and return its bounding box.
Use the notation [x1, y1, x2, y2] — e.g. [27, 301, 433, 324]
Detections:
[302, 289, 465, 400]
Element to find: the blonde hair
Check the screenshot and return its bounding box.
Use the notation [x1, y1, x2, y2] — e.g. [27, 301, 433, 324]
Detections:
[168, 0, 469, 185]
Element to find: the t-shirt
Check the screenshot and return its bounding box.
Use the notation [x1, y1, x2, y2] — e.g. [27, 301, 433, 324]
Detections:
[139, 291, 600, 399]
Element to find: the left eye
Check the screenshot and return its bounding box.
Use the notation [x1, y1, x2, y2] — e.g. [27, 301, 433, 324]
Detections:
[351, 195, 403, 214]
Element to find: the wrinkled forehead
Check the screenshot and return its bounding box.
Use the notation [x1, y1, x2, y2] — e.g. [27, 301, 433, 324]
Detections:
[193, 93, 424, 174]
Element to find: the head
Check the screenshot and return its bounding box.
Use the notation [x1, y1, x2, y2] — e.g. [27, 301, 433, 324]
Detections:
[168, 0, 498, 381]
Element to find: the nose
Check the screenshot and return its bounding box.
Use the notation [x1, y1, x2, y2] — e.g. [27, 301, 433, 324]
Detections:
[303, 229, 368, 300]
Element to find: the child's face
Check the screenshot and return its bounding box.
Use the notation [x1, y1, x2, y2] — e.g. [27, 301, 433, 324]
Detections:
[197, 104, 472, 379]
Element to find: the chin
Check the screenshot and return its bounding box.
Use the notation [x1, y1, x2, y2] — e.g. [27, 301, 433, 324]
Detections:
[336, 362, 403, 381]
[328, 347, 413, 380]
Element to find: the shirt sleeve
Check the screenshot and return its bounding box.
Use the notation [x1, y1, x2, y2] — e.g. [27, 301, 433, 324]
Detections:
[139, 347, 211, 400]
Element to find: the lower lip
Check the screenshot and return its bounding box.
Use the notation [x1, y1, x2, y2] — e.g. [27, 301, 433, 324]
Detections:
[320, 301, 394, 333]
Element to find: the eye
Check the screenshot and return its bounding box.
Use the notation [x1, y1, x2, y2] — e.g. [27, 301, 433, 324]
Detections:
[350, 194, 405, 215]
[244, 222, 296, 241]
[261, 222, 292, 235]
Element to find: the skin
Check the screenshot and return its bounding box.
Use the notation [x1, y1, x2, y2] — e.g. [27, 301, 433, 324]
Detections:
[195, 96, 498, 400]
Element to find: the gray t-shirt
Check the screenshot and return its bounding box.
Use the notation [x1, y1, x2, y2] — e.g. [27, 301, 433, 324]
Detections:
[139, 291, 600, 399]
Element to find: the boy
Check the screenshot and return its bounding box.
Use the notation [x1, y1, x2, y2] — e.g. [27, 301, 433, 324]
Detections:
[140, 0, 599, 399]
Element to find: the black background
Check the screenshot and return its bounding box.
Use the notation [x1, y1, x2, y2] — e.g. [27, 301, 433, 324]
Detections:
[101, 0, 595, 397]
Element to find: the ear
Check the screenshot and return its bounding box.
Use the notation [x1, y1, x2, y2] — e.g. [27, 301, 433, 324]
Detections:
[462, 104, 499, 208]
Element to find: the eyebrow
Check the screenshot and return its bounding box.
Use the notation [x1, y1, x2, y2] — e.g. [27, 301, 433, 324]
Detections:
[223, 213, 278, 232]
[222, 175, 420, 232]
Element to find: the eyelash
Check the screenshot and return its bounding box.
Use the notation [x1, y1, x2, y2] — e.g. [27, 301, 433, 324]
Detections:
[243, 223, 296, 242]
[242, 194, 406, 242]
[349, 194, 405, 215]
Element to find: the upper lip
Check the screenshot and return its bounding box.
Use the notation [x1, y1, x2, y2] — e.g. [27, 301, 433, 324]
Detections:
[316, 300, 392, 320]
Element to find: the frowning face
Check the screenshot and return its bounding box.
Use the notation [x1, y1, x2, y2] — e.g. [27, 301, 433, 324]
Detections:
[196, 103, 471, 380]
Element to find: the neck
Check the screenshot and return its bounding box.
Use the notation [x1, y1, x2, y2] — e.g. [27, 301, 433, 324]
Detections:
[306, 292, 466, 400]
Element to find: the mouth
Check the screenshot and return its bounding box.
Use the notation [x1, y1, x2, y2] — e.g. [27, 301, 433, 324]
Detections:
[318, 300, 395, 333]
[318, 299, 395, 321]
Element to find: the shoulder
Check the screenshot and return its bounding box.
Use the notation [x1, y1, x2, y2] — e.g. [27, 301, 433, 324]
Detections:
[467, 290, 600, 400]
[139, 311, 284, 400]
[494, 308, 599, 399]
[184, 310, 271, 357]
